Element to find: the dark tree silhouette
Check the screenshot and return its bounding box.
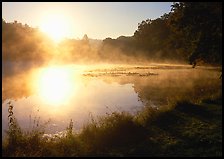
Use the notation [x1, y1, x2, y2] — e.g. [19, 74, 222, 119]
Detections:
[168, 2, 222, 66]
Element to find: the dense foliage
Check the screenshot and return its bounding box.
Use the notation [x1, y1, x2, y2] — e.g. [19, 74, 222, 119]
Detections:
[168, 2, 222, 65]
[102, 2, 222, 65]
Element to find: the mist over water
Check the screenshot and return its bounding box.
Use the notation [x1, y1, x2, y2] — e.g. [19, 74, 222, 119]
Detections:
[2, 3, 222, 157]
[2, 63, 221, 138]
[2, 9, 222, 140]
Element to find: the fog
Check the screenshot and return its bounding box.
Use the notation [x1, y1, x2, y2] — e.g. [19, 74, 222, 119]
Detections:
[2, 19, 222, 137]
[2, 62, 221, 138]
[2, 20, 192, 78]
[2, 20, 222, 104]
[2, 3, 222, 156]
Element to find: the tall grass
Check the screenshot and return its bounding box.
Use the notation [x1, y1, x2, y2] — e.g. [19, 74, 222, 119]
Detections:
[2, 92, 222, 157]
[2, 102, 50, 157]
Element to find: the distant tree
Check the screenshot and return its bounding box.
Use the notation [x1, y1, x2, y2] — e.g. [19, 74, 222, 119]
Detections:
[82, 34, 89, 44]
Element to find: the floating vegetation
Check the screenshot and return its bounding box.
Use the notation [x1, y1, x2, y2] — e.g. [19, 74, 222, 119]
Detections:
[83, 71, 158, 77]
[83, 70, 158, 77]
[139, 72, 159, 76]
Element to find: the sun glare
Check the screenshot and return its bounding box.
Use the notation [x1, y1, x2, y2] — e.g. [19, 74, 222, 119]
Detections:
[36, 67, 75, 106]
[40, 14, 71, 42]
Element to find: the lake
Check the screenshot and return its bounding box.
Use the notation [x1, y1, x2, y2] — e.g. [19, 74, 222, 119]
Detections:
[2, 63, 222, 138]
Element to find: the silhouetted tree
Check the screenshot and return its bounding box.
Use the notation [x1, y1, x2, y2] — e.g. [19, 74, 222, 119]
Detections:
[168, 2, 222, 65]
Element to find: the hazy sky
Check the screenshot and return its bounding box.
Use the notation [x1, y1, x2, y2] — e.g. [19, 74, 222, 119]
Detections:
[2, 2, 173, 40]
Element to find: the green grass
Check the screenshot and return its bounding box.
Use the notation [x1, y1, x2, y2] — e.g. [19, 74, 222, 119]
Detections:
[2, 94, 222, 157]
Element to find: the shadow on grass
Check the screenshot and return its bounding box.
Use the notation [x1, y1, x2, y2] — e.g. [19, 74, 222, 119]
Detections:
[147, 99, 222, 156]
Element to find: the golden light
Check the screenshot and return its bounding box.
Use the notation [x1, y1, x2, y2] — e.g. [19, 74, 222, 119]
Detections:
[40, 14, 71, 42]
[36, 67, 75, 106]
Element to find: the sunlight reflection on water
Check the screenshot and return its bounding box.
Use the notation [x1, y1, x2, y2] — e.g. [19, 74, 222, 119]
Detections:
[2, 64, 221, 138]
[2, 65, 144, 137]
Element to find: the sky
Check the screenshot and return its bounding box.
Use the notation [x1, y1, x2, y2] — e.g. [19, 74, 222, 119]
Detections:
[2, 2, 173, 40]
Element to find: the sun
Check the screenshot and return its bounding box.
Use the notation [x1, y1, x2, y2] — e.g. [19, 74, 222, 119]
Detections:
[40, 14, 70, 42]
[36, 67, 74, 106]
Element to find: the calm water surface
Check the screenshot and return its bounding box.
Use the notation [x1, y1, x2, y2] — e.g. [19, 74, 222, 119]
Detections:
[2, 64, 221, 137]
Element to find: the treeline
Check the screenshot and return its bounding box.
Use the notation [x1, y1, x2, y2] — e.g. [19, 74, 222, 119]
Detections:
[101, 2, 222, 65]
[2, 19, 102, 65]
[167, 2, 222, 65]
[2, 19, 54, 63]
[2, 19, 56, 76]
[56, 35, 102, 64]
[2, 2, 222, 66]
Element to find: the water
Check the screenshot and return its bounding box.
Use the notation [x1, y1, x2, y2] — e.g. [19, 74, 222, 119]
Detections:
[2, 63, 221, 137]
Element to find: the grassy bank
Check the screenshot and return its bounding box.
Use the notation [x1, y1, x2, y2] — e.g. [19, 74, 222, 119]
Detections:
[2, 94, 222, 157]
